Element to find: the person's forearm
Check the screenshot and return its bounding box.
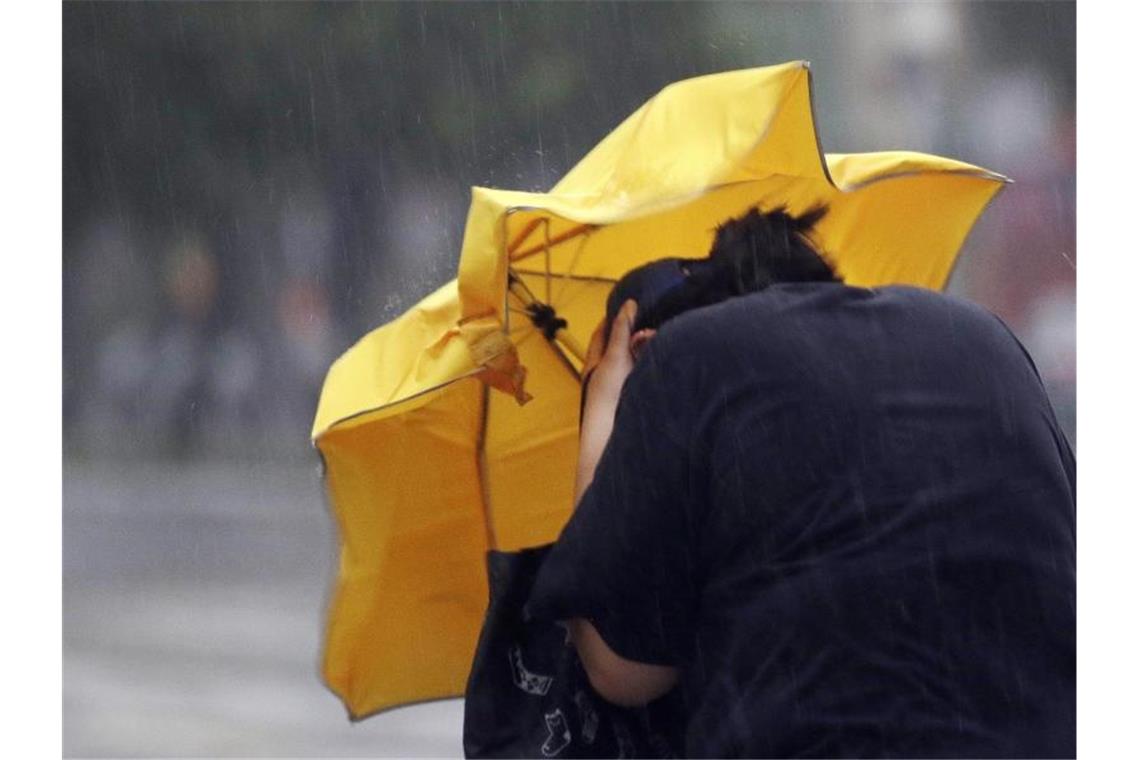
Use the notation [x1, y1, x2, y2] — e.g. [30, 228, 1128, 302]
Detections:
[567, 618, 678, 707]
[565, 301, 680, 706]
[573, 387, 621, 507]
[574, 300, 637, 508]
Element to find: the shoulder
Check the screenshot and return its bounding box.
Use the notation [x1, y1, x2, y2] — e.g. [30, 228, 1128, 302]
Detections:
[644, 282, 1028, 373]
[646, 282, 868, 357]
[656, 282, 1009, 339]
[873, 285, 1032, 354]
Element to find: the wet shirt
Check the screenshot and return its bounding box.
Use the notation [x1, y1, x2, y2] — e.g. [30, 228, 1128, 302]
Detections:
[526, 283, 1076, 758]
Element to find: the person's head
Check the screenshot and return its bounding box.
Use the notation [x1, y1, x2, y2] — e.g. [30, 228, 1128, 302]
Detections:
[601, 204, 838, 342]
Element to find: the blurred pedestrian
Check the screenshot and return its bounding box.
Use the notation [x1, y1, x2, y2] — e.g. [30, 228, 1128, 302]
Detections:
[148, 241, 219, 456]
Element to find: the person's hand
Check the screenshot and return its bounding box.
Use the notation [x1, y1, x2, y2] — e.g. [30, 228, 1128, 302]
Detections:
[581, 300, 658, 408]
[575, 300, 656, 507]
[584, 300, 637, 406]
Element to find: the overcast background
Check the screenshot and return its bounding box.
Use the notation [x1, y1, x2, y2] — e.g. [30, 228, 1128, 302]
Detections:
[62, 2, 1075, 756]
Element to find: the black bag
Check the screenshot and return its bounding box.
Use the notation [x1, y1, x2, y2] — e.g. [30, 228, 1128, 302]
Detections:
[463, 544, 685, 759]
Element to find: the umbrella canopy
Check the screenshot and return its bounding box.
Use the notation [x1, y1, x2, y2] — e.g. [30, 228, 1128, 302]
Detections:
[312, 61, 1008, 719]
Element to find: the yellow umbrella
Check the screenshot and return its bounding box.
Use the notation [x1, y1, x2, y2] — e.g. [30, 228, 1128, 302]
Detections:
[312, 61, 1008, 720]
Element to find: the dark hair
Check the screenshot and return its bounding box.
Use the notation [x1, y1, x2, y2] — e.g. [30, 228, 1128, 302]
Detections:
[624, 204, 838, 335]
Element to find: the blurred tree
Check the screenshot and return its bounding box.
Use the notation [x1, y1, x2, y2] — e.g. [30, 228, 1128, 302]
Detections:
[63, 1, 728, 457]
[64, 2, 729, 323]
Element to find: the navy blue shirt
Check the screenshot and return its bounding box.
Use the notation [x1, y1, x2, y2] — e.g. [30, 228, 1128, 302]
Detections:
[527, 284, 1075, 758]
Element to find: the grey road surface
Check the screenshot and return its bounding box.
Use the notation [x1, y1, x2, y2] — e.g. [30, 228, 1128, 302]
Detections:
[64, 458, 465, 757]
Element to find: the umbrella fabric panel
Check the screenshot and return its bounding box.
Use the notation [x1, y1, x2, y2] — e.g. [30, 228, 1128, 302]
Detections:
[483, 397, 578, 551]
[721, 62, 829, 186]
[824, 150, 1003, 189]
[312, 279, 476, 438]
[551, 62, 810, 203]
[503, 170, 998, 303]
[484, 324, 586, 551]
[318, 379, 490, 718]
[818, 171, 1004, 289]
[501, 181, 823, 285]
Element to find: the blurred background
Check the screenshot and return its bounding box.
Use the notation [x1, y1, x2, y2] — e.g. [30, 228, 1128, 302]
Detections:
[63, 2, 1075, 756]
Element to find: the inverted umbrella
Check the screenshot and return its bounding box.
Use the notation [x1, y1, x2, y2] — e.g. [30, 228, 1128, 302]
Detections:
[312, 61, 1008, 719]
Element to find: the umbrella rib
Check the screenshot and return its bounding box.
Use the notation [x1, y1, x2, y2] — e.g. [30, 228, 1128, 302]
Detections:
[475, 382, 499, 552]
[555, 231, 593, 306]
[547, 333, 584, 380]
[510, 223, 596, 264]
[543, 218, 553, 305]
[507, 272, 585, 377]
[507, 217, 544, 255]
[512, 269, 618, 284]
[315, 369, 484, 437]
[834, 167, 1012, 193]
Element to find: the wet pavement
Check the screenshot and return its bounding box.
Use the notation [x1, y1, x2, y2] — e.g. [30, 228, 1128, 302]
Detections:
[64, 458, 465, 757]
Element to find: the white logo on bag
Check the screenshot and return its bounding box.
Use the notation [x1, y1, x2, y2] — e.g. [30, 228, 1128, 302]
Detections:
[574, 690, 599, 745]
[508, 644, 553, 696]
[541, 708, 572, 757]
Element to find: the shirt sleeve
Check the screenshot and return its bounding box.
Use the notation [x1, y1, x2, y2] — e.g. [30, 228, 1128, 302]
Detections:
[525, 340, 702, 667]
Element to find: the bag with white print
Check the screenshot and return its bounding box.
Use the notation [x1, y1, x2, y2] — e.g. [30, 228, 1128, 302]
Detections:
[463, 544, 684, 759]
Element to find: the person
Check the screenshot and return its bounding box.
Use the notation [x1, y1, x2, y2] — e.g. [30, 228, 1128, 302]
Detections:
[525, 206, 1076, 758]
